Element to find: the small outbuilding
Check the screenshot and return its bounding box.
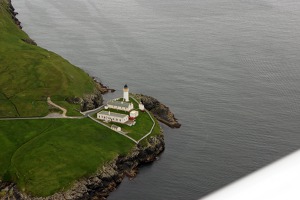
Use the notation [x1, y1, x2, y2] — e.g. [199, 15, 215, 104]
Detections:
[111, 125, 121, 132]
[130, 110, 139, 119]
[139, 102, 145, 111]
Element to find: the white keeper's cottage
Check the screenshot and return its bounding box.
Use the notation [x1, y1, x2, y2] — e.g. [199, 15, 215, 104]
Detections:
[107, 100, 133, 112]
[97, 111, 129, 123]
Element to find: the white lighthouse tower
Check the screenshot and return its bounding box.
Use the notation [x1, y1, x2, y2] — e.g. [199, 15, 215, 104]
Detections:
[123, 84, 129, 102]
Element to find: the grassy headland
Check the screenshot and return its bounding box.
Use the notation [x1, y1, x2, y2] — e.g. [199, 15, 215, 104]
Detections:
[0, 0, 163, 198]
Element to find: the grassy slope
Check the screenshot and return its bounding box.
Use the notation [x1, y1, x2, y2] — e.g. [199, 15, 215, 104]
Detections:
[0, 118, 135, 196]
[0, 0, 95, 117]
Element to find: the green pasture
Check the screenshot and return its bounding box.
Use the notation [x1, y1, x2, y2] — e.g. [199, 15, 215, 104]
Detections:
[0, 118, 134, 196]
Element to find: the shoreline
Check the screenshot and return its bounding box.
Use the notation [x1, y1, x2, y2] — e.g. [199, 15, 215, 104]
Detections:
[1, 1, 166, 199]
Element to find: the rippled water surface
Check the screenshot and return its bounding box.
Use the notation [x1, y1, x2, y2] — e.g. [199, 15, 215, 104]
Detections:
[13, 0, 300, 199]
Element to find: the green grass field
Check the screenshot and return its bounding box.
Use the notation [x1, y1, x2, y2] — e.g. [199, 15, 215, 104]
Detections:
[0, 0, 95, 117]
[52, 100, 82, 116]
[107, 111, 156, 140]
[0, 118, 135, 196]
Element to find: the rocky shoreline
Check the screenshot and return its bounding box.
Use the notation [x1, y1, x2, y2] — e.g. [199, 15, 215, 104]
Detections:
[92, 77, 116, 94]
[1, 1, 168, 199]
[132, 94, 181, 128]
[7, 0, 37, 45]
[0, 135, 164, 200]
[7, 0, 21, 29]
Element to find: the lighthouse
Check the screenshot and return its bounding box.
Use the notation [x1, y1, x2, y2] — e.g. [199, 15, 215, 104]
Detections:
[123, 84, 129, 102]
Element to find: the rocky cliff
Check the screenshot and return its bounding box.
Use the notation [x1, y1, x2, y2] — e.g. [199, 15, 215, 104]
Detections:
[133, 94, 181, 128]
[65, 89, 103, 112]
[0, 134, 165, 200]
[6, 0, 37, 45]
[7, 0, 21, 29]
[66, 77, 117, 112]
[92, 77, 116, 94]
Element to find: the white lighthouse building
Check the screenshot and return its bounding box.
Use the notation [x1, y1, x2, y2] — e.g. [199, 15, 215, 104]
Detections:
[123, 84, 129, 102]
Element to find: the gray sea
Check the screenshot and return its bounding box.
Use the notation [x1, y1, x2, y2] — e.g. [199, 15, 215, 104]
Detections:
[13, 0, 300, 199]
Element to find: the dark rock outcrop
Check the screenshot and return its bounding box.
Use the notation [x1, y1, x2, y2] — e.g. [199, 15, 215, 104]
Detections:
[92, 77, 116, 94]
[81, 90, 103, 112]
[133, 94, 181, 128]
[7, 0, 37, 45]
[65, 77, 115, 112]
[7, 0, 22, 29]
[0, 134, 165, 200]
[65, 89, 103, 112]
[21, 38, 37, 46]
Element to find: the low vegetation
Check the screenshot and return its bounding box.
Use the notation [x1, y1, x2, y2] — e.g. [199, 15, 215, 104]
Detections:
[0, 0, 95, 117]
[52, 100, 82, 116]
[0, 118, 135, 196]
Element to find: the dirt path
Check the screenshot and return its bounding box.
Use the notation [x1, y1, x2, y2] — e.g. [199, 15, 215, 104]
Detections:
[0, 97, 83, 120]
[47, 97, 67, 117]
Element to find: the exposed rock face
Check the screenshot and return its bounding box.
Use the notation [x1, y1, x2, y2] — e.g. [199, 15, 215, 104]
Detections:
[133, 94, 181, 128]
[65, 89, 103, 112]
[81, 90, 103, 112]
[21, 38, 37, 46]
[66, 90, 103, 111]
[92, 77, 116, 94]
[7, 0, 36, 46]
[0, 135, 165, 200]
[65, 76, 117, 112]
[7, 0, 22, 29]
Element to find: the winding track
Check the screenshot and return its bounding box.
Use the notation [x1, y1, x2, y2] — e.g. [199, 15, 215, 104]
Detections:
[0, 97, 83, 120]
[0, 97, 155, 144]
[47, 97, 67, 117]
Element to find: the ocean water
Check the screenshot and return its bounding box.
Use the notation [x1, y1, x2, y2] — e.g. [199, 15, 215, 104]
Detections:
[13, 0, 300, 199]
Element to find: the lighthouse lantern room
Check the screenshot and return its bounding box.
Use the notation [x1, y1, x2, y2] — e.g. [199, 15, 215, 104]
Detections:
[123, 84, 129, 102]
